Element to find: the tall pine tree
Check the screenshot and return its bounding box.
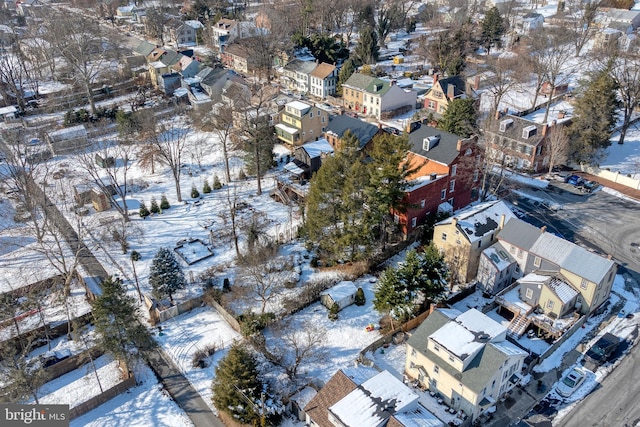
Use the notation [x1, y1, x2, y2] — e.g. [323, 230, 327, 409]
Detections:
[568, 68, 619, 165]
[337, 58, 356, 95]
[91, 276, 156, 373]
[212, 344, 263, 424]
[438, 98, 478, 138]
[353, 25, 379, 65]
[149, 247, 186, 303]
[481, 6, 506, 53]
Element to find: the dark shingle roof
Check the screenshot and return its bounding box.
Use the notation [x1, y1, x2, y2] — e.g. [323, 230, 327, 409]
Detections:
[497, 218, 542, 251]
[489, 114, 545, 147]
[326, 115, 380, 149]
[406, 123, 461, 165]
[304, 370, 358, 427]
[435, 75, 467, 99]
[284, 59, 317, 74]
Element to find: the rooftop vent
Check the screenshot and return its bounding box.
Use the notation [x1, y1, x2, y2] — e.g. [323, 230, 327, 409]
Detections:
[423, 135, 440, 151]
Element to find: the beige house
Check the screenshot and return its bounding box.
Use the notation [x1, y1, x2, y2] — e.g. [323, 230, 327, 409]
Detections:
[433, 200, 515, 284]
[275, 100, 329, 146]
[342, 73, 417, 119]
[405, 308, 527, 422]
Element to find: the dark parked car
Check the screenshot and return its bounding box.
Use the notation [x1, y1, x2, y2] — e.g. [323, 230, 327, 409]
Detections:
[584, 332, 620, 370]
[565, 175, 585, 186]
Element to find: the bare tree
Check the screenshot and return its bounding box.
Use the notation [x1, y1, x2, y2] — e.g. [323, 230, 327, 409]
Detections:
[0, 338, 48, 404]
[218, 184, 241, 257]
[210, 106, 239, 184]
[525, 27, 574, 123]
[236, 245, 284, 314]
[77, 139, 135, 221]
[257, 320, 328, 382]
[483, 54, 523, 116]
[45, 12, 118, 115]
[567, 1, 598, 57]
[605, 50, 640, 145]
[545, 124, 570, 174]
[148, 119, 191, 202]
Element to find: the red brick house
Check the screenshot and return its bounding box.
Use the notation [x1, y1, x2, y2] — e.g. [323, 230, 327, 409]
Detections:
[395, 123, 482, 235]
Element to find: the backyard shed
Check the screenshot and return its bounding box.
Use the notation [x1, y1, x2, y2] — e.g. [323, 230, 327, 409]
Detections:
[320, 280, 358, 311]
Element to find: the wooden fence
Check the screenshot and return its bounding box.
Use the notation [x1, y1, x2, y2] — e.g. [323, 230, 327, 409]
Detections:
[69, 376, 136, 419]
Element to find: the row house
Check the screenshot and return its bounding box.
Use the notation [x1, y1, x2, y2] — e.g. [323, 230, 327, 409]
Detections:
[432, 200, 516, 284]
[405, 308, 527, 422]
[211, 18, 258, 52]
[309, 62, 337, 99]
[275, 100, 329, 146]
[423, 75, 475, 118]
[484, 115, 563, 173]
[165, 19, 203, 47]
[342, 73, 417, 119]
[395, 123, 482, 235]
[280, 59, 318, 93]
[324, 114, 384, 152]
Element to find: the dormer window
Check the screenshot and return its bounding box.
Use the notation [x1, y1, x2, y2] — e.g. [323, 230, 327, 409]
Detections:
[522, 125, 537, 139]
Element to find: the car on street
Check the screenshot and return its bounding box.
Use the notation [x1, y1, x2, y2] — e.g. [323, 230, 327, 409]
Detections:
[565, 175, 585, 186]
[584, 333, 621, 371]
[556, 367, 586, 397]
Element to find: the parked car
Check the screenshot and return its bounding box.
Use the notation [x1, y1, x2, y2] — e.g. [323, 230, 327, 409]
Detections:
[556, 367, 586, 397]
[565, 175, 584, 186]
[584, 333, 621, 370]
[382, 127, 403, 136]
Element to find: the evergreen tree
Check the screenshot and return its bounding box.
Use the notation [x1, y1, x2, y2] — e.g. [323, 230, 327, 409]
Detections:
[328, 302, 340, 321]
[364, 133, 414, 245]
[373, 268, 412, 330]
[150, 196, 160, 214]
[212, 174, 222, 190]
[354, 287, 366, 306]
[202, 179, 212, 194]
[191, 185, 200, 199]
[160, 194, 170, 210]
[139, 201, 150, 218]
[243, 125, 275, 177]
[481, 6, 506, 53]
[149, 248, 186, 304]
[568, 68, 619, 165]
[337, 58, 356, 95]
[212, 344, 263, 424]
[91, 276, 156, 372]
[353, 25, 379, 66]
[438, 98, 478, 138]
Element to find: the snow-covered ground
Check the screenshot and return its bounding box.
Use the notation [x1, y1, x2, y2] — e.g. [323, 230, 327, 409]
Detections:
[154, 306, 242, 413]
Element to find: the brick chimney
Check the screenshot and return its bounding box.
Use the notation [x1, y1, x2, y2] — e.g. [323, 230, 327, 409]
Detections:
[452, 217, 458, 227]
[541, 225, 547, 233]
[456, 139, 462, 151]
[447, 83, 455, 99]
[433, 73, 439, 85]
[499, 214, 506, 229]
[474, 75, 480, 90]
[542, 123, 549, 136]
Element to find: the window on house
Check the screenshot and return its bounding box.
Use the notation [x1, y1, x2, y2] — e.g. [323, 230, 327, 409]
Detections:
[434, 345, 440, 352]
[510, 245, 516, 254]
[309, 112, 313, 118]
[473, 170, 479, 182]
[441, 189, 446, 200]
[456, 239, 461, 245]
[534, 256, 541, 267]
[420, 199, 426, 208]
[410, 361, 415, 369]
[490, 233, 494, 240]
[412, 348, 417, 356]
[434, 365, 440, 374]
[449, 355, 455, 363]
[442, 233, 447, 241]
[581, 279, 588, 290]
[526, 288, 533, 299]
[322, 116, 325, 123]
[517, 248, 523, 258]
[449, 180, 455, 192]
[451, 164, 457, 176]
[547, 300, 555, 310]
[428, 100, 436, 110]
[411, 217, 417, 228]
[478, 241, 482, 248]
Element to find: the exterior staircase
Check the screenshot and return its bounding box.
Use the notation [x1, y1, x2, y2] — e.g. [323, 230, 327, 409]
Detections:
[508, 313, 531, 339]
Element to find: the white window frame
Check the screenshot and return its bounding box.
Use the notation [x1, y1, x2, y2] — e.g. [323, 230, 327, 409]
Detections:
[534, 256, 541, 267]
[525, 288, 533, 299]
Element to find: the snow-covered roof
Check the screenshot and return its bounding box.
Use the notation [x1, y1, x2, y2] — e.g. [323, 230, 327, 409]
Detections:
[391, 403, 445, 427]
[483, 246, 514, 271]
[275, 123, 299, 135]
[302, 138, 333, 159]
[546, 276, 579, 304]
[185, 20, 204, 29]
[0, 105, 18, 116]
[321, 280, 357, 302]
[429, 309, 505, 360]
[290, 386, 317, 409]
[490, 341, 528, 358]
[47, 124, 87, 140]
[286, 100, 311, 111]
[283, 161, 304, 175]
[436, 200, 515, 243]
[329, 370, 419, 427]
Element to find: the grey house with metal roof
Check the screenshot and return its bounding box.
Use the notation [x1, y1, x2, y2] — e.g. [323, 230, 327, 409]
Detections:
[478, 217, 617, 314]
[405, 308, 527, 421]
[324, 115, 384, 151]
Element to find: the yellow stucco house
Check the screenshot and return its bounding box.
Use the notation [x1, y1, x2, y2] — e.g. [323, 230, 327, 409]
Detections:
[405, 308, 527, 421]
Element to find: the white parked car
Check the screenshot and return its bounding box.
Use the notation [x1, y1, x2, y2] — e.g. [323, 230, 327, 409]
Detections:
[556, 367, 586, 397]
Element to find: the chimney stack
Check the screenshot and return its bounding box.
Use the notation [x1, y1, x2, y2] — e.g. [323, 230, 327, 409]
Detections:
[452, 217, 458, 227]
[541, 225, 547, 233]
[542, 123, 549, 137]
[456, 139, 462, 151]
[499, 214, 506, 229]
[495, 110, 501, 121]
[474, 75, 480, 90]
[447, 83, 455, 99]
[433, 73, 439, 85]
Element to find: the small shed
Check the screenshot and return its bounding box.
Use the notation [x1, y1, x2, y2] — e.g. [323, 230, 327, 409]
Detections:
[320, 280, 358, 311]
[0, 105, 19, 121]
[46, 125, 89, 155]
